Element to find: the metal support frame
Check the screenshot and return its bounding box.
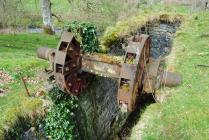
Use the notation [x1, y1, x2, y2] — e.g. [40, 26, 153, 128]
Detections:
[37, 31, 181, 112]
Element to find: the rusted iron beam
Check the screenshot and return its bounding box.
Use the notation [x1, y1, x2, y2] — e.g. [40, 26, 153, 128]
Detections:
[37, 47, 56, 61]
[160, 71, 182, 87]
[82, 54, 122, 78]
[143, 58, 182, 93]
[143, 58, 161, 93]
[37, 32, 182, 112]
[37, 48, 123, 79]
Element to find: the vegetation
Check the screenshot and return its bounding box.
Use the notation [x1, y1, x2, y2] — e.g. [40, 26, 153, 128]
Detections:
[0, 0, 140, 31]
[129, 4, 209, 140]
[67, 21, 100, 52]
[66, 0, 140, 30]
[0, 0, 45, 28]
[0, 33, 58, 138]
[44, 87, 79, 140]
[101, 11, 184, 51]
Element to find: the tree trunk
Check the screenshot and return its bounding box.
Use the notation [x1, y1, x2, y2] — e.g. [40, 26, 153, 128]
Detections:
[40, 0, 54, 34]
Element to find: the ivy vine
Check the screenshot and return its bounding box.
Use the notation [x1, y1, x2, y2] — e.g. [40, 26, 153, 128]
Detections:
[66, 21, 100, 53]
[44, 87, 79, 140]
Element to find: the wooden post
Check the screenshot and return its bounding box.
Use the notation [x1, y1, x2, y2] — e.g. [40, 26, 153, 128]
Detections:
[19, 73, 30, 97]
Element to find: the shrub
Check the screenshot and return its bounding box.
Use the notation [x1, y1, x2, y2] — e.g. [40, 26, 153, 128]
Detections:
[67, 0, 139, 31]
[44, 87, 79, 140]
[0, 0, 25, 28]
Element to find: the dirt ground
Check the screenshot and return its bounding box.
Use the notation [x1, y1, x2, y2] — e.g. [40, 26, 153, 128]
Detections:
[0, 71, 13, 97]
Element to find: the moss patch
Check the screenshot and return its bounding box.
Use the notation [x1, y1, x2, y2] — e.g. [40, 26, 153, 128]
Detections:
[100, 12, 183, 52]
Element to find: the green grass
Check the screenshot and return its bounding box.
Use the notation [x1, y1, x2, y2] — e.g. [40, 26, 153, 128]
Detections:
[0, 33, 59, 138]
[129, 5, 209, 140]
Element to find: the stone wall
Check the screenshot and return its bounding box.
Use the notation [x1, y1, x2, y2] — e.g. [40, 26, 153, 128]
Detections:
[145, 21, 179, 59]
[75, 77, 128, 140]
[109, 20, 180, 59]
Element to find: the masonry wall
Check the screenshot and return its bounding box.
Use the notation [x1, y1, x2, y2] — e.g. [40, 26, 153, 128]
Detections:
[146, 21, 179, 59]
[75, 77, 128, 140]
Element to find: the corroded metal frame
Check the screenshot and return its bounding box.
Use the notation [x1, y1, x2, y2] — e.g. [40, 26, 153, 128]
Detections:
[37, 31, 151, 112]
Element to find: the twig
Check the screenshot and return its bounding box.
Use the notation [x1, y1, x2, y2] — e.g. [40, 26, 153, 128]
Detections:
[196, 64, 209, 68]
[52, 13, 63, 22]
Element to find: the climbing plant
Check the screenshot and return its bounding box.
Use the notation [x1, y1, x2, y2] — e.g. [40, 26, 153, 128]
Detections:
[66, 21, 100, 53]
[44, 87, 79, 140]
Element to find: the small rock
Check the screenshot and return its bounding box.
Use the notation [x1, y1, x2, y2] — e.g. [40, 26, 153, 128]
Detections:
[44, 82, 54, 92]
[0, 88, 8, 97]
[35, 91, 45, 97]
[22, 127, 38, 140]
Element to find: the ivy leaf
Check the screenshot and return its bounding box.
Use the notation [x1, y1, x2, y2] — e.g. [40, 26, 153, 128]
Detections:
[66, 21, 100, 53]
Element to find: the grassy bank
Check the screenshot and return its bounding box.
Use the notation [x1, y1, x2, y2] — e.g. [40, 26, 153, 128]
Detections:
[0, 33, 58, 138]
[129, 5, 209, 140]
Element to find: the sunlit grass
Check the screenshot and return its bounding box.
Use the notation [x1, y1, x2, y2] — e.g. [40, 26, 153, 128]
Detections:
[0, 33, 58, 138]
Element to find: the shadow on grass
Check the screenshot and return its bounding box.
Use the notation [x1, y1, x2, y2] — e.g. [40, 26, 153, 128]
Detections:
[3, 112, 45, 140]
[0, 44, 39, 52]
[118, 94, 156, 140]
[3, 115, 32, 140]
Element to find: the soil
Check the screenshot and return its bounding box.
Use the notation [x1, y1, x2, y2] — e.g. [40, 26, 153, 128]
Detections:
[0, 88, 8, 97]
[0, 70, 13, 97]
[0, 70, 13, 84]
[118, 94, 156, 140]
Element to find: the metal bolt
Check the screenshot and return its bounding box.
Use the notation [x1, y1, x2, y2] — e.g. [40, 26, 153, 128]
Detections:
[69, 47, 74, 51]
[65, 67, 70, 71]
[72, 64, 76, 68]
[68, 83, 72, 87]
